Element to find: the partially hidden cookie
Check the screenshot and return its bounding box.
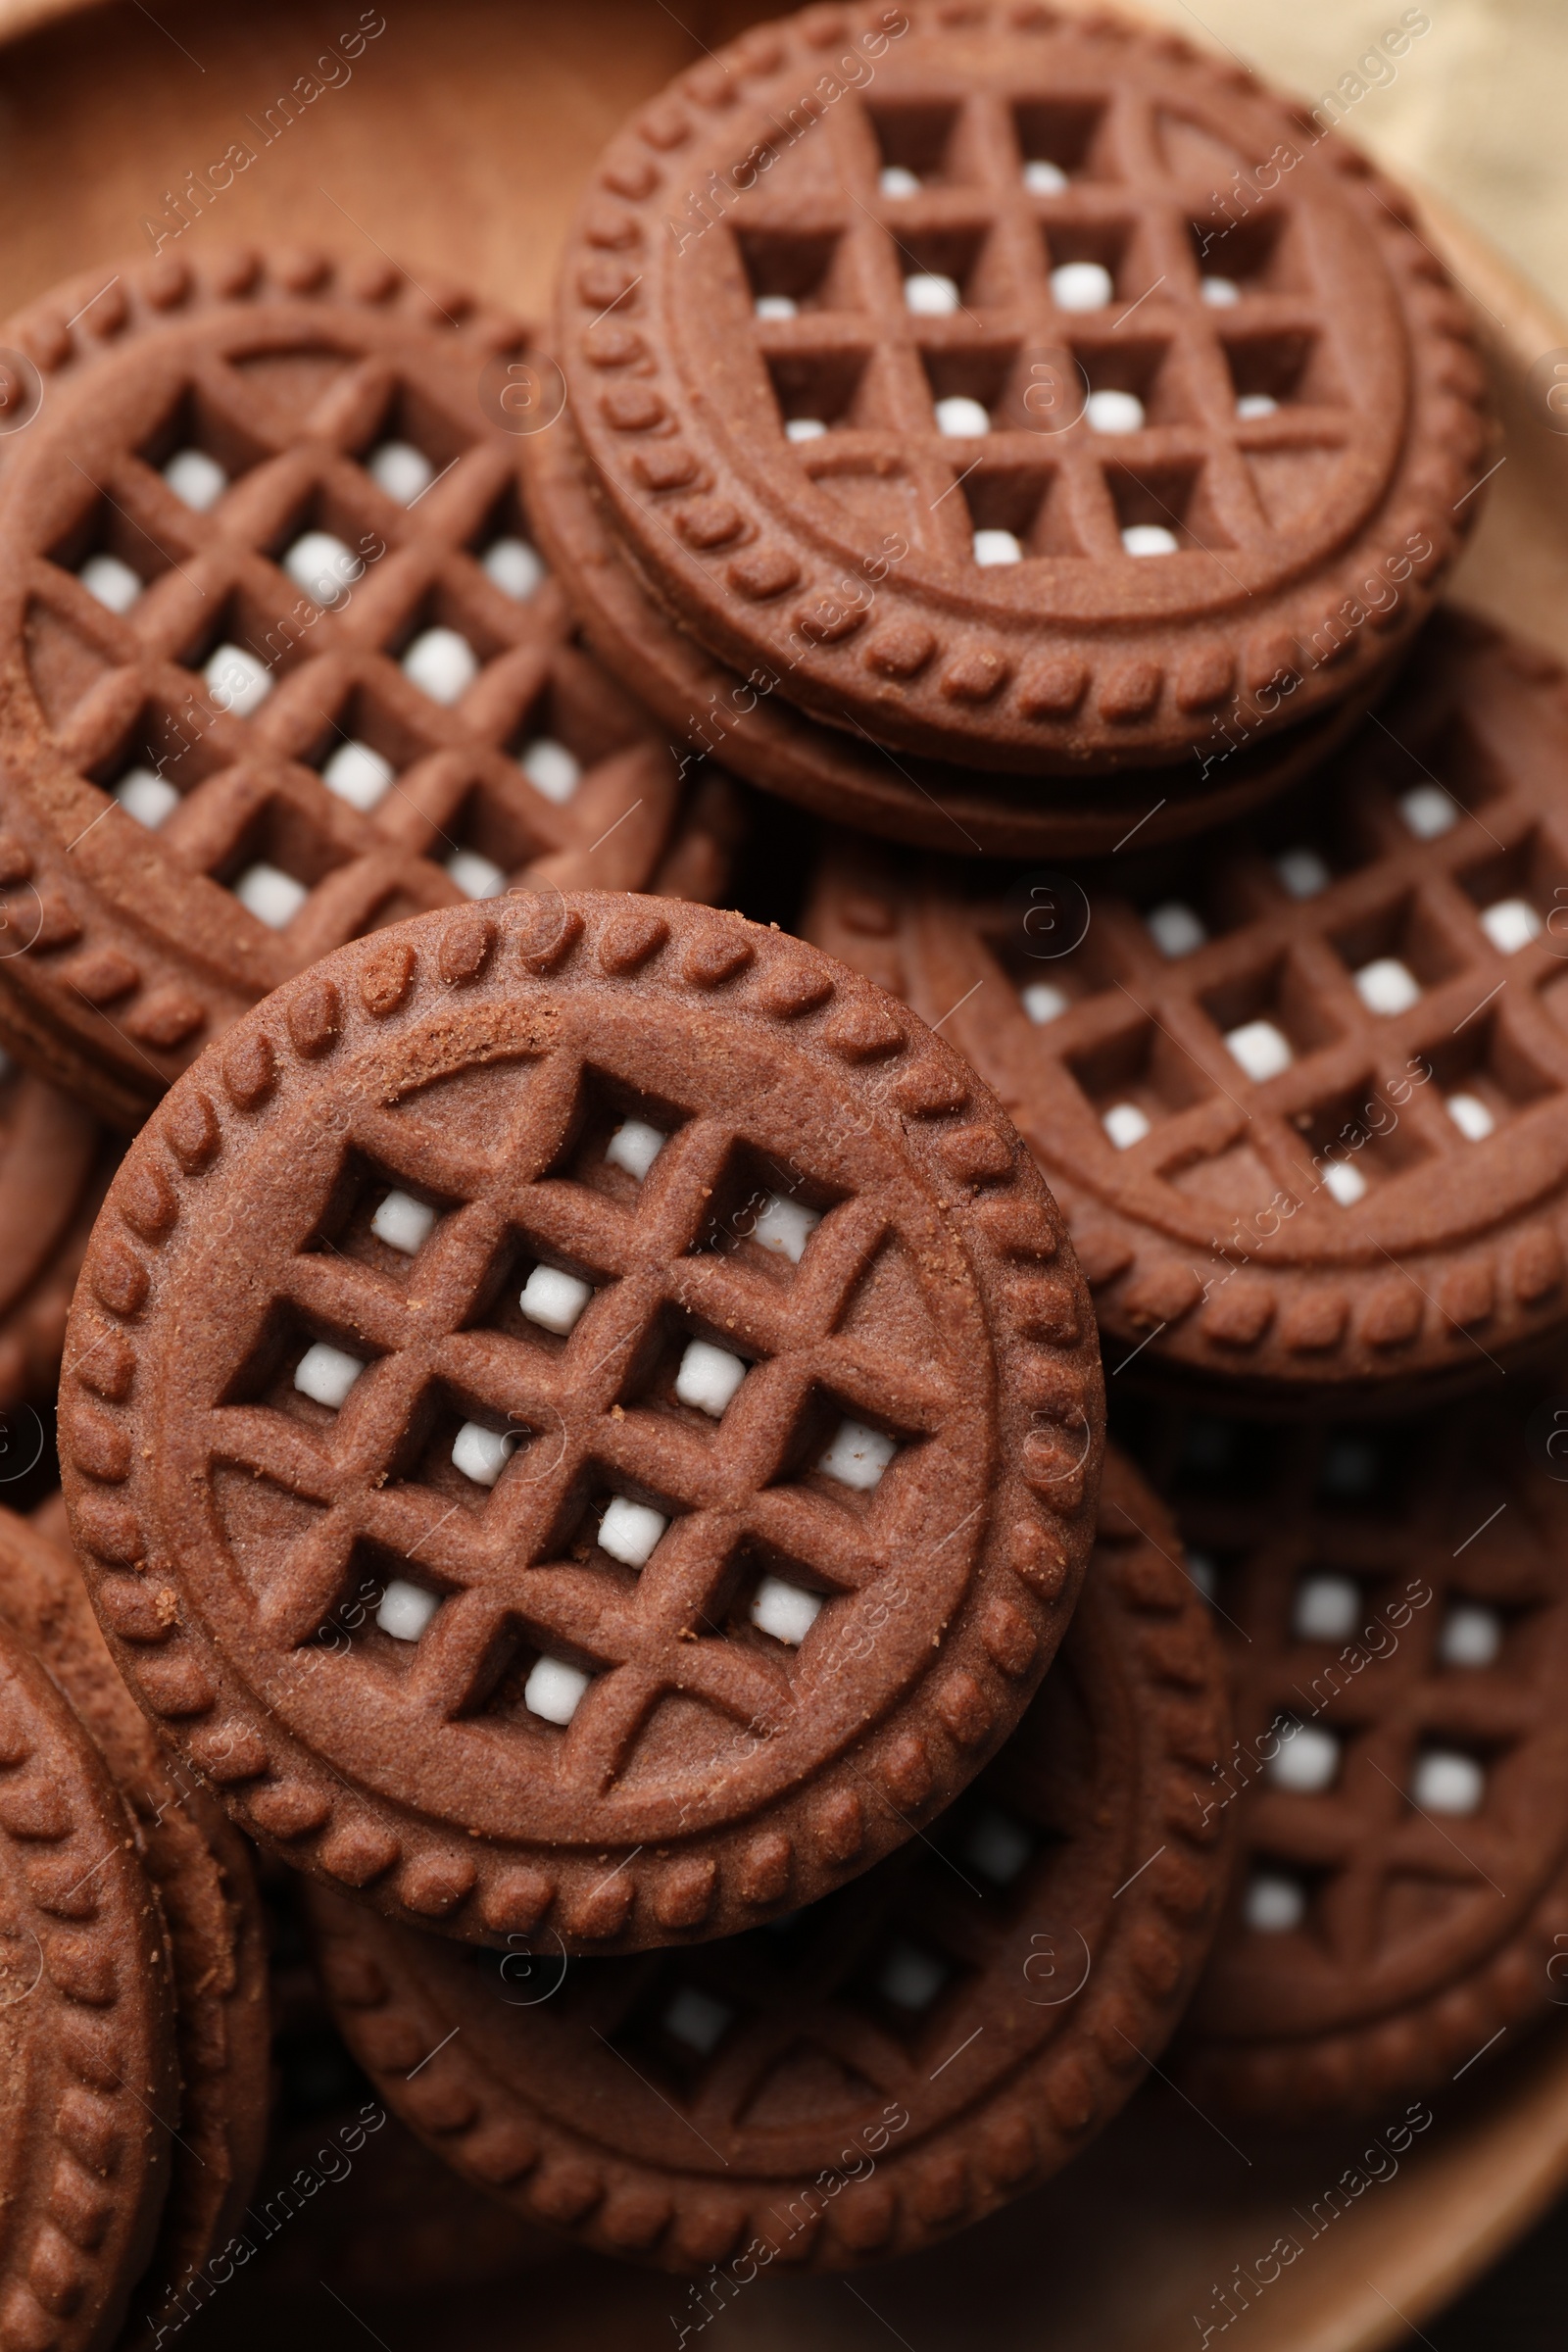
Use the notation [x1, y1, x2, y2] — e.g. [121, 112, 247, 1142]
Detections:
[0, 1612, 178, 2352]
[806, 613, 1568, 1404]
[526, 401, 1385, 858]
[303, 1446, 1228, 2272]
[0, 1507, 270, 2352]
[0, 245, 745, 1132]
[1121, 1388, 1568, 2120]
[61, 892, 1103, 1952]
[552, 0, 1489, 789]
[0, 1059, 115, 1414]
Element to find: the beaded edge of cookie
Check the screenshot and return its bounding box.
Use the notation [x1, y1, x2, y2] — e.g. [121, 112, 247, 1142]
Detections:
[301, 1460, 1229, 2272]
[0, 246, 531, 1116]
[558, 0, 1493, 767]
[0, 1630, 178, 2352]
[60, 893, 1103, 1949]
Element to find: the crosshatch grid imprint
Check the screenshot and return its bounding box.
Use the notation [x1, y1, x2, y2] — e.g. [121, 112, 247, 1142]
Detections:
[1128, 1401, 1568, 2117]
[806, 618, 1568, 1387]
[203, 1030, 977, 1817]
[62, 894, 1102, 1949]
[305, 1451, 1230, 2272]
[0, 249, 714, 1122]
[563, 2, 1486, 771]
[722, 80, 1372, 575]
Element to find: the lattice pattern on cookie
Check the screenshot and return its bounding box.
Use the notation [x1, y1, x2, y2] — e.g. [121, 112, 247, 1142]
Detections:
[23, 313, 671, 974]
[807, 617, 1568, 1379]
[727, 71, 1355, 577]
[304, 1448, 1230, 2270]
[1122, 1391, 1568, 2102]
[213, 1055, 947, 1795]
[63, 894, 1102, 1949]
[563, 3, 1487, 770]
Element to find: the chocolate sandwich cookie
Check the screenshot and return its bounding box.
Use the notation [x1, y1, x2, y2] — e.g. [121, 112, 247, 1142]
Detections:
[0, 1508, 270, 2352]
[0, 1062, 115, 1414]
[526, 403, 1381, 858]
[61, 892, 1102, 1952]
[302, 1446, 1229, 2273]
[1121, 1391, 1568, 2120]
[807, 614, 1568, 1404]
[552, 0, 1489, 796]
[0, 1612, 179, 2352]
[0, 246, 744, 1132]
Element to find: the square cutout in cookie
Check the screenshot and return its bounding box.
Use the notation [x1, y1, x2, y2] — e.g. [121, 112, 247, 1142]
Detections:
[1457, 830, 1561, 954]
[1328, 893, 1463, 997]
[1296, 1083, 1431, 1205]
[138, 383, 272, 498]
[736, 225, 856, 315]
[766, 346, 880, 440]
[1186, 210, 1298, 297]
[1012, 96, 1114, 182]
[354, 379, 476, 496]
[691, 1146, 836, 1282]
[1070, 334, 1190, 430]
[94, 698, 231, 826]
[556, 1072, 691, 1208]
[864, 98, 967, 186]
[305, 1152, 457, 1283]
[958, 464, 1082, 558]
[1199, 952, 1339, 1069]
[1104, 459, 1235, 553]
[213, 793, 354, 921]
[1039, 217, 1139, 304]
[1420, 1013, 1558, 1137]
[1221, 326, 1342, 412]
[1066, 1014, 1215, 1142]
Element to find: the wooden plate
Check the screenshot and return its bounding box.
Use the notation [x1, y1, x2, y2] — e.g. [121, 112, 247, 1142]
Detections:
[4, 5, 1567, 2345]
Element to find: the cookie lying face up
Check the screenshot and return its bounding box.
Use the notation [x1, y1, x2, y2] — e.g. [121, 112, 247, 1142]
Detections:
[539, 0, 1490, 850]
[808, 615, 1568, 1406]
[1124, 1390, 1568, 2120]
[0, 245, 743, 1129]
[61, 892, 1103, 1953]
[304, 1448, 1230, 2272]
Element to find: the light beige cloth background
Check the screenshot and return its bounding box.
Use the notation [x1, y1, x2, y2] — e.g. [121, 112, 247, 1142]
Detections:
[1129, 0, 1567, 313]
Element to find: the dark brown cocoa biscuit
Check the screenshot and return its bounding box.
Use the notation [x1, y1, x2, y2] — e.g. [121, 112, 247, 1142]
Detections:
[302, 1446, 1229, 2273]
[806, 613, 1568, 1404]
[0, 1613, 179, 2352]
[1121, 1388, 1568, 2120]
[525, 401, 1391, 858]
[0, 1065, 115, 1416]
[0, 1508, 270, 2352]
[0, 246, 745, 1133]
[554, 2, 1489, 782]
[61, 892, 1103, 1952]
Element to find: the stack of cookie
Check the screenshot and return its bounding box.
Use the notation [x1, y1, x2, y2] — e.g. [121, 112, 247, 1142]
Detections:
[0, 0, 1556, 2327]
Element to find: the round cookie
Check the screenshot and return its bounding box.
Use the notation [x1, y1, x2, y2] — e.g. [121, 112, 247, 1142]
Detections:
[0, 246, 745, 1132]
[553, 0, 1490, 781]
[303, 1446, 1230, 2273]
[61, 892, 1103, 1952]
[1121, 1387, 1568, 2120]
[525, 404, 1387, 858]
[806, 613, 1568, 1405]
[0, 1613, 179, 2352]
[0, 1063, 115, 1415]
[0, 1508, 270, 2351]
